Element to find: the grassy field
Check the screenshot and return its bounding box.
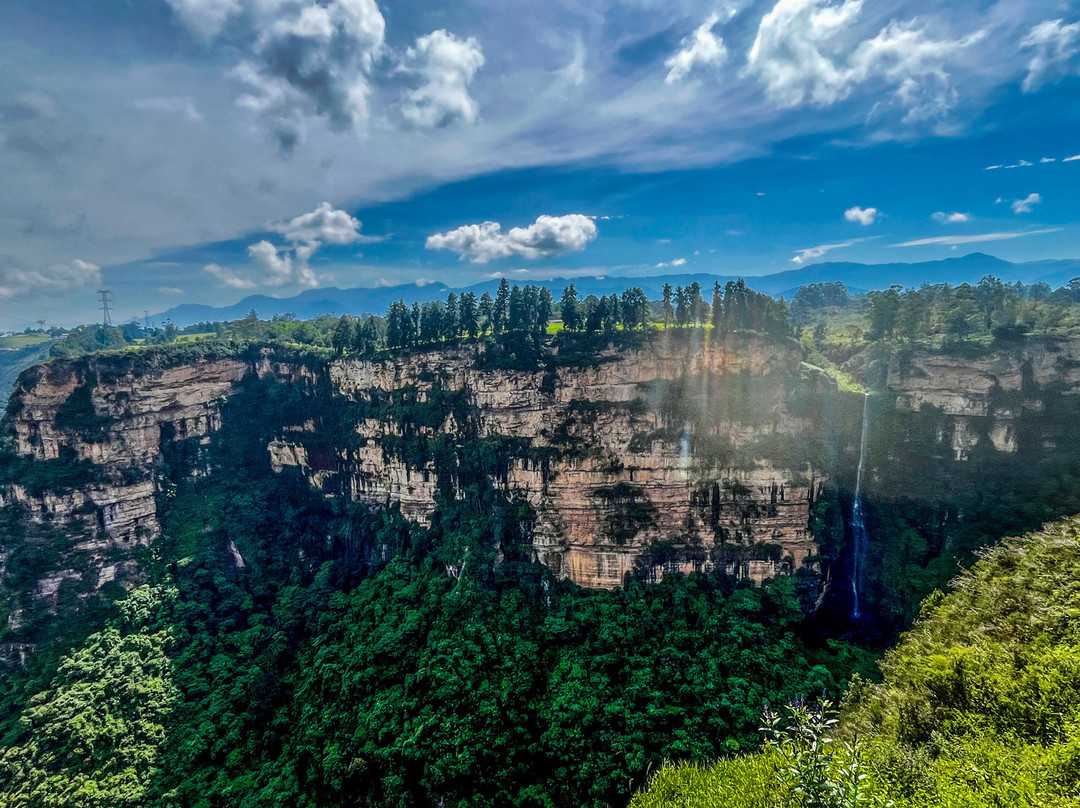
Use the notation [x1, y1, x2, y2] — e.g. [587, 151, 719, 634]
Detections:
[0, 334, 50, 349]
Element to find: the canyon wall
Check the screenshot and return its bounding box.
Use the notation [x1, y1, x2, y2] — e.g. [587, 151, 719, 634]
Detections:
[0, 333, 831, 655]
[9, 331, 1077, 658]
[272, 334, 830, 588]
[885, 336, 1080, 462]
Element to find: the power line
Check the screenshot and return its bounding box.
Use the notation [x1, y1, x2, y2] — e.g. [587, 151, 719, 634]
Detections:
[98, 290, 114, 326]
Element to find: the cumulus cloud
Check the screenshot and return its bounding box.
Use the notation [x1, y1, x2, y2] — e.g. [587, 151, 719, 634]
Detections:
[168, 0, 386, 151]
[1021, 19, 1080, 92]
[247, 240, 318, 287]
[932, 211, 970, 223]
[664, 13, 728, 84]
[791, 238, 866, 264]
[1012, 193, 1042, 214]
[426, 214, 599, 263]
[0, 258, 101, 299]
[891, 229, 1060, 248]
[844, 206, 879, 225]
[204, 263, 257, 290]
[400, 30, 485, 128]
[271, 201, 367, 244]
[743, 0, 984, 121]
[208, 203, 374, 290]
[656, 258, 687, 268]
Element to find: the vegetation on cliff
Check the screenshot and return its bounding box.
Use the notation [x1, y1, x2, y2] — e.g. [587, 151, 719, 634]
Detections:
[631, 515, 1080, 807]
[0, 374, 873, 807]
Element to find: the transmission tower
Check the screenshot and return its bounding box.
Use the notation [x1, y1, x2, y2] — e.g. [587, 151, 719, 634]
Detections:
[98, 290, 114, 326]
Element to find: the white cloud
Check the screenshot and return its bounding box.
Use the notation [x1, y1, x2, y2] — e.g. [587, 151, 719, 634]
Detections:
[247, 240, 319, 287]
[1021, 19, 1080, 92]
[664, 13, 728, 84]
[656, 258, 687, 268]
[215, 203, 374, 290]
[932, 211, 970, 223]
[791, 238, 866, 264]
[158, 286, 186, 295]
[271, 202, 366, 245]
[132, 96, 204, 122]
[890, 228, 1060, 247]
[204, 263, 257, 290]
[844, 205, 879, 225]
[164, 0, 241, 39]
[1065, 154, 1080, 162]
[743, 0, 984, 120]
[426, 214, 598, 263]
[167, 0, 386, 151]
[1012, 192, 1042, 214]
[985, 164, 1003, 170]
[400, 30, 485, 128]
[0, 259, 100, 299]
[1041, 157, 1056, 163]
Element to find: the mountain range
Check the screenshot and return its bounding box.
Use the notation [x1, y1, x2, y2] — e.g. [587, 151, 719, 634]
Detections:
[155, 253, 1080, 327]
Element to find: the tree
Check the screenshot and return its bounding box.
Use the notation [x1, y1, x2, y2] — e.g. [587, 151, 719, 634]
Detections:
[866, 286, 902, 340]
[493, 279, 511, 334]
[537, 287, 554, 332]
[560, 284, 581, 331]
[460, 293, 480, 338]
[620, 288, 649, 330]
[331, 316, 356, 355]
[444, 293, 460, 341]
[711, 282, 724, 330]
[479, 292, 494, 333]
[661, 283, 674, 327]
[688, 281, 707, 325]
[674, 286, 689, 326]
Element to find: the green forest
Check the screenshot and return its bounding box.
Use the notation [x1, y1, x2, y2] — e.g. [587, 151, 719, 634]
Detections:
[3, 274, 1080, 806]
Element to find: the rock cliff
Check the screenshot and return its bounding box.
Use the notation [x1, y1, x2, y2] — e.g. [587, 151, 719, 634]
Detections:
[9, 331, 1077, 658]
[272, 333, 829, 588]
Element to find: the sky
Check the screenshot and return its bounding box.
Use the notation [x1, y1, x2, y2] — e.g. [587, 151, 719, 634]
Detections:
[1, 0, 1079, 328]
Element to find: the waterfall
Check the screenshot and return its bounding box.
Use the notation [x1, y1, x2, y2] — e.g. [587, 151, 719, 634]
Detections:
[850, 393, 871, 620]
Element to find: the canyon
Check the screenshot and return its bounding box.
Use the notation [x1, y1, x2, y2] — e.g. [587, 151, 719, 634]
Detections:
[3, 332, 1080, 662]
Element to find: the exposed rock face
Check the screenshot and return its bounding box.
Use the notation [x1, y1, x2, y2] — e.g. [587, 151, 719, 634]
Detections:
[271, 335, 828, 588]
[0, 335, 829, 646]
[8, 356, 251, 542]
[887, 336, 1080, 461]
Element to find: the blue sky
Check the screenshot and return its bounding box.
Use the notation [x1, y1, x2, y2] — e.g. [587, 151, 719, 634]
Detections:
[1, 0, 1079, 327]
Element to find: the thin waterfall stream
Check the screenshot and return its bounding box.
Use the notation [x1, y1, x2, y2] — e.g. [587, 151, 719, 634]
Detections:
[850, 393, 871, 620]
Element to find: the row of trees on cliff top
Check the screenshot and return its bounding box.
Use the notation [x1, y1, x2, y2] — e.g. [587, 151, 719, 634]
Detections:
[863, 274, 1080, 342]
[329, 278, 793, 355]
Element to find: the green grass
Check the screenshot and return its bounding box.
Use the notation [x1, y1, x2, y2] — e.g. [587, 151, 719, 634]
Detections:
[0, 334, 49, 349]
[630, 753, 789, 808]
[175, 332, 214, 343]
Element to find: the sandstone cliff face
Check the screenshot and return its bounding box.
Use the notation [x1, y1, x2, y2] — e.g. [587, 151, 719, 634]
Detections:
[886, 336, 1080, 461]
[270, 335, 827, 588]
[0, 352, 313, 651]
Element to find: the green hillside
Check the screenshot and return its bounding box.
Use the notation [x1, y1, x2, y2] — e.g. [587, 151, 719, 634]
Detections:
[632, 516, 1080, 807]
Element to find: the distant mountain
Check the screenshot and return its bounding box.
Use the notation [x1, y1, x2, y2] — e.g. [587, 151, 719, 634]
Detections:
[155, 253, 1080, 327]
